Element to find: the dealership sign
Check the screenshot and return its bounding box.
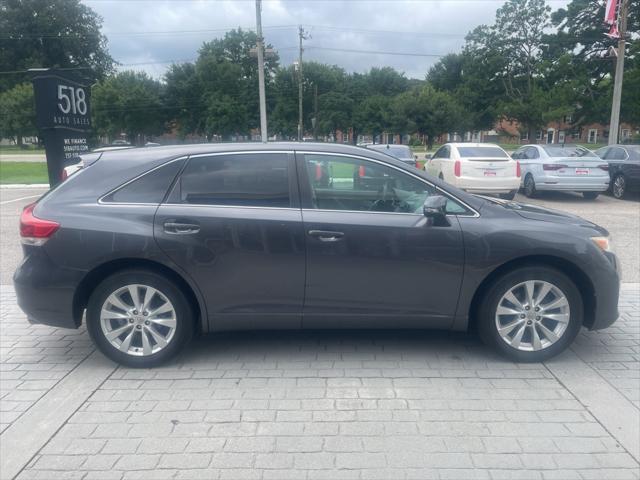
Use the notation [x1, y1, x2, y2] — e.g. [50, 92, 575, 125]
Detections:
[30, 69, 92, 186]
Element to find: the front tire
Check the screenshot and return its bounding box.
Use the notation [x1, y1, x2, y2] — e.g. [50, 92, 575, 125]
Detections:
[87, 269, 194, 368]
[612, 174, 626, 199]
[582, 191, 599, 200]
[478, 267, 582, 362]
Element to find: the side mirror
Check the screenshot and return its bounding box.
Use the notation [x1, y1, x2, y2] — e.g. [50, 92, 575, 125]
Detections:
[423, 195, 449, 226]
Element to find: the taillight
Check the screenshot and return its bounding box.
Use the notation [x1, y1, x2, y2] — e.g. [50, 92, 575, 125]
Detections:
[358, 165, 366, 178]
[20, 203, 59, 246]
[454, 160, 461, 177]
[516, 161, 521, 178]
[543, 164, 568, 171]
[598, 164, 609, 171]
[61, 169, 68, 181]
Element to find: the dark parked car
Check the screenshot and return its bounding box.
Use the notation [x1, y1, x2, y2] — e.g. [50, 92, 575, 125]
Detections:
[15, 143, 619, 367]
[594, 144, 640, 199]
[366, 144, 418, 168]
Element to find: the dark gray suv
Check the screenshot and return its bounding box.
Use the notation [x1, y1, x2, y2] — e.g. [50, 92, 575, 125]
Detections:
[14, 143, 620, 367]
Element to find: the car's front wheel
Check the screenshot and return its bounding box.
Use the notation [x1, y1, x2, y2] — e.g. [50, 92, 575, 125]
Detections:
[87, 269, 194, 368]
[478, 267, 582, 362]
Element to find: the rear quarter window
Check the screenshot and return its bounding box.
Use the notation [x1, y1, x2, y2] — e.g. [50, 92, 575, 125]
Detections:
[101, 159, 185, 204]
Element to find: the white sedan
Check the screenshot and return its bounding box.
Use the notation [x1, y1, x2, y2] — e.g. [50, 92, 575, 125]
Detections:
[425, 143, 521, 199]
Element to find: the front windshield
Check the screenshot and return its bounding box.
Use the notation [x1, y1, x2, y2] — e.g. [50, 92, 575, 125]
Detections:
[543, 146, 596, 158]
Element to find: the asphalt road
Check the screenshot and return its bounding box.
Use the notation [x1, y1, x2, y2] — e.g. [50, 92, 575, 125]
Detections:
[1, 187, 638, 285]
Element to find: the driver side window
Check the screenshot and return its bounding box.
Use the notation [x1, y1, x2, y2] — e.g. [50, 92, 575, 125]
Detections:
[303, 154, 467, 214]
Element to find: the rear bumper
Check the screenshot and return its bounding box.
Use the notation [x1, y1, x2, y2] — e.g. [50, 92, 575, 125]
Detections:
[455, 176, 520, 194]
[535, 176, 610, 192]
[13, 248, 84, 329]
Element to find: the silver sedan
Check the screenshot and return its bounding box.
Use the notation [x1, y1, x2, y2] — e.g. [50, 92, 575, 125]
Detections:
[511, 145, 610, 199]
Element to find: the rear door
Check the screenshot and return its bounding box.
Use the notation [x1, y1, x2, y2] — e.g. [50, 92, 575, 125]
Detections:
[154, 151, 305, 330]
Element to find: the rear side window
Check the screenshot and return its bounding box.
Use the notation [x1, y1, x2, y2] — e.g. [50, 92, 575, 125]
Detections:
[171, 153, 290, 207]
[102, 159, 185, 204]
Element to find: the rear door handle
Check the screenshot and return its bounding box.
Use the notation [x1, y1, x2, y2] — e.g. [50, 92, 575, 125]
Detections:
[308, 230, 345, 242]
[163, 221, 200, 235]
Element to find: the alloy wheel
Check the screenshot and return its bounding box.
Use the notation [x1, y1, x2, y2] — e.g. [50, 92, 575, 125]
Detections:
[100, 284, 177, 356]
[613, 175, 626, 199]
[495, 280, 570, 352]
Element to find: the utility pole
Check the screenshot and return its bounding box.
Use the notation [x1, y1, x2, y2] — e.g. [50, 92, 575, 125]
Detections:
[313, 83, 318, 141]
[297, 26, 308, 141]
[608, 0, 628, 145]
[255, 0, 267, 143]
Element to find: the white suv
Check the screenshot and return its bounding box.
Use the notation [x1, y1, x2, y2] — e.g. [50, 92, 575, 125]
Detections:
[425, 143, 521, 199]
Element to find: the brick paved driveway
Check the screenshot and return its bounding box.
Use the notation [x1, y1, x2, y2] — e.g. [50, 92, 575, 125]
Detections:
[1, 284, 638, 480]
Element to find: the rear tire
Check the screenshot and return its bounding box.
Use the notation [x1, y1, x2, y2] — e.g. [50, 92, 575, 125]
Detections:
[477, 267, 582, 362]
[582, 191, 599, 200]
[86, 269, 194, 368]
[524, 174, 537, 198]
[499, 190, 517, 200]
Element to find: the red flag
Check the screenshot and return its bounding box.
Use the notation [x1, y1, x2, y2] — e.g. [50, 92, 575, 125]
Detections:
[604, 0, 620, 38]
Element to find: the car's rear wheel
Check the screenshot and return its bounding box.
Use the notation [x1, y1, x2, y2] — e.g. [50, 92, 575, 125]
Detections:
[582, 191, 599, 200]
[478, 267, 582, 362]
[87, 269, 193, 368]
[524, 174, 537, 198]
[612, 174, 626, 199]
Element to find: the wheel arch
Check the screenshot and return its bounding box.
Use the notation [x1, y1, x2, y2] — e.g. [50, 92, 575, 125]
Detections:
[467, 255, 596, 330]
[73, 258, 206, 333]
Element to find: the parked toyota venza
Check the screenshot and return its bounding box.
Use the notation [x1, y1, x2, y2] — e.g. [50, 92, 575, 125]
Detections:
[14, 143, 620, 367]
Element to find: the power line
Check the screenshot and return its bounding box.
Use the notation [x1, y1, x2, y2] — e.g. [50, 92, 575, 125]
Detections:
[305, 46, 444, 57]
[0, 25, 296, 40]
[306, 24, 467, 38]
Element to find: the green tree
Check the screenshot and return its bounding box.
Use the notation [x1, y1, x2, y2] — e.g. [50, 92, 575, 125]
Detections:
[0, 0, 114, 91]
[0, 83, 36, 146]
[465, 0, 553, 138]
[317, 92, 354, 137]
[92, 71, 165, 143]
[353, 95, 391, 142]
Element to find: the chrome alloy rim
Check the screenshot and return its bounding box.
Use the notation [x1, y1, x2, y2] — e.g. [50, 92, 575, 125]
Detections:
[495, 280, 570, 352]
[613, 176, 625, 198]
[100, 284, 177, 356]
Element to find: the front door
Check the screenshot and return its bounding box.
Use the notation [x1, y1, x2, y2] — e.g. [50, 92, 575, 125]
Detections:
[154, 151, 305, 330]
[296, 151, 467, 329]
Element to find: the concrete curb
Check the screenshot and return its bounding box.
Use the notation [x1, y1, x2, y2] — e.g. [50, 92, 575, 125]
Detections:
[0, 184, 49, 189]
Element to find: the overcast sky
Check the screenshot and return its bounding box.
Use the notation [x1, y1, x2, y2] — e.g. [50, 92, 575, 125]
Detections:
[84, 0, 569, 80]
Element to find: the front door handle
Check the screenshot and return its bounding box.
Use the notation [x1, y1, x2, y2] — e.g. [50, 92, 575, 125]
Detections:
[163, 221, 200, 235]
[308, 230, 345, 242]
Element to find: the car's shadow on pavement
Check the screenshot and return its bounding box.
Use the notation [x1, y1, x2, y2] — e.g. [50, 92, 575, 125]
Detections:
[166, 328, 512, 369]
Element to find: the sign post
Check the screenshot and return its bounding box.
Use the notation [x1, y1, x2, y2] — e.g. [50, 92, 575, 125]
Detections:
[30, 69, 92, 187]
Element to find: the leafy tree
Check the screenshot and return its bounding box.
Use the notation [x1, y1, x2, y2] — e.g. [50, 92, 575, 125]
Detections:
[0, 83, 36, 146]
[465, 0, 553, 138]
[353, 95, 391, 142]
[164, 63, 204, 138]
[392, 85, 468, 148]
[317, 92, 354, 137]
[0, 0, 114, 91]
[547, 0, 640, 125]
[92, 71, 165, 143]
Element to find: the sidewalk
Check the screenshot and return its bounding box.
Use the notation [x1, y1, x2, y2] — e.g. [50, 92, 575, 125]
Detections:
[1, 284, 638, 480]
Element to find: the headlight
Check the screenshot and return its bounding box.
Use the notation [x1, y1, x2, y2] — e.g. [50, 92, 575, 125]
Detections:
[591, 236, 611, 252]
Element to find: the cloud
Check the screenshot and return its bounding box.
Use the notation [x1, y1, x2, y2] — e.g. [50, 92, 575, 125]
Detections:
[85, 0, 566, 80]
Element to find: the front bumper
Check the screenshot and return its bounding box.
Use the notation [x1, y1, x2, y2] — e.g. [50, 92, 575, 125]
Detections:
[588, 251, 620, 330]
[13, 248, 84, 329]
